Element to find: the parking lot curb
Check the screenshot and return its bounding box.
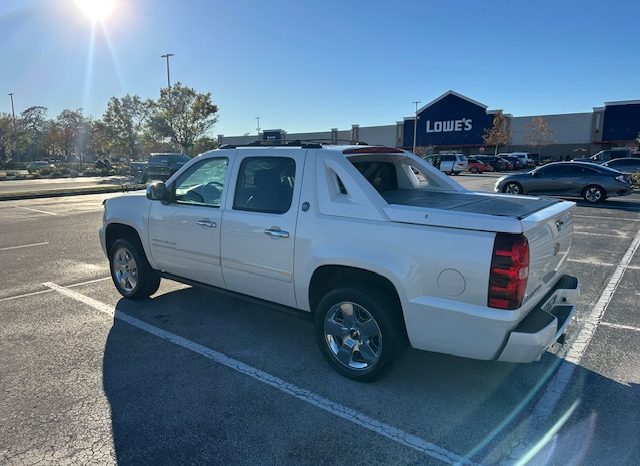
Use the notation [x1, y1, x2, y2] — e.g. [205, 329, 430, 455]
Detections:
[0, 185, 145, 202]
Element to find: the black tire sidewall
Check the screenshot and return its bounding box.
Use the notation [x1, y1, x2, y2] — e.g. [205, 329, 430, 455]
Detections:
[583, 185, 605, 203]
[314, 286, 402, 382]
[109, 238, 158, 299]
[505, 182, 521, 194]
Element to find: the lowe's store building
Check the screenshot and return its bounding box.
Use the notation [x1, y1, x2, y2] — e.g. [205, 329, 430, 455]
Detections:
[218, 90, 640, 159]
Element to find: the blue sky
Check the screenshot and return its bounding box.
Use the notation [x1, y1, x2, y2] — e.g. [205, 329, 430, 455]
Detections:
[2, 0, 639, 136]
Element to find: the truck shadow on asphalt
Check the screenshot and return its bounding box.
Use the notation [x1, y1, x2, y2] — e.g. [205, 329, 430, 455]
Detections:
[102, 287, 640, 465]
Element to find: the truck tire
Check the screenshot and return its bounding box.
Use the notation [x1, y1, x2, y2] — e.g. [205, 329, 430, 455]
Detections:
[109, 238, 161, 299]
[314, 286, 404, 382]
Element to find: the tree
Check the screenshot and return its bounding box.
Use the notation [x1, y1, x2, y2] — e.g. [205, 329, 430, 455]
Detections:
[148, 83, 219, 153]
[102, 94, 151, 159]
[55, 109, 88, 161]
[0, 113, 13, 164]
[483, 112, 510, 155]
[17, 106, 49, 161]
[190, 136, 218, 155]
[526, 116, 554, 156]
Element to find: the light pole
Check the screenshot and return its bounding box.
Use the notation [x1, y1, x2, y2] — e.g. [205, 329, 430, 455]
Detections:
[255, 116, 261, 134]
[161, 53, 174, 88]
[412, 101, 421, 155]
[8, 93, 17, 162]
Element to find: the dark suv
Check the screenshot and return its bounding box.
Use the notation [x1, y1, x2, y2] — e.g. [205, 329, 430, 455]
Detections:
[141, 153, 191, 182]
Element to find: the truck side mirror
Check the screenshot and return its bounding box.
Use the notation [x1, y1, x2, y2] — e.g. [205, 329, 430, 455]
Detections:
[146, 181, 170, 203]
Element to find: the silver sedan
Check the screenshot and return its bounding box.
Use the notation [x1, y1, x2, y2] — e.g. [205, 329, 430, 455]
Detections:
[494, 162, 634, 203]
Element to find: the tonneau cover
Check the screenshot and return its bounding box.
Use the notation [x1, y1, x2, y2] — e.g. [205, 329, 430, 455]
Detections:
[381, 189, 560, 220]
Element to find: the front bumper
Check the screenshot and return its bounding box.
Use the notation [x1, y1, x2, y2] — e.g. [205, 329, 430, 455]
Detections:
[497, 275, 579, 362]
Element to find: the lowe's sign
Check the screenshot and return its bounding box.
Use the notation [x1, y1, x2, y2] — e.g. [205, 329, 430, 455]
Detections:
[403, 91, 495, 147]
[426, 118, 473, 133]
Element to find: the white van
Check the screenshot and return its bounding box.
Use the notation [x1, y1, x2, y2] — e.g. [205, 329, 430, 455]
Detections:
[424, 154, 468, 175]
[510, 152, 535, 168]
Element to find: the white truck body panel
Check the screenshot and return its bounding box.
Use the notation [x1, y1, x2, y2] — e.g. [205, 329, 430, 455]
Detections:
[100, 145, 579, 363]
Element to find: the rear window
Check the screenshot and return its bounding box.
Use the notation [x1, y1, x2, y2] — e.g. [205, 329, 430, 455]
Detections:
[458, 155, 467, 162]
[352, 162, 398, 192]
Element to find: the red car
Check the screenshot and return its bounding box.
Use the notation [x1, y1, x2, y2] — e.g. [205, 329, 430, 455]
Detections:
[467, 156, 495, 174]
[498, 157, 514, 170]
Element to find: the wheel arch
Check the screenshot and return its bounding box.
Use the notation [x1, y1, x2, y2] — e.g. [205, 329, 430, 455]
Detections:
[308, 265, 408, 340]
[105, 222, 147, 262]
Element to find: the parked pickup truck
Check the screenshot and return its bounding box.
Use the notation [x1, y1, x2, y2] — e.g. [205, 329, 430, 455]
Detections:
[99, 143, 579, 381]
[131, 153, 191, 182]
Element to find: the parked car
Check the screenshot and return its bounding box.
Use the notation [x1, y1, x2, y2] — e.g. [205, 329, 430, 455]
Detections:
[26, 161, 55, 173]
[602, 157, 640, 174]
[475, 155, 508, 171]
[500, 155, 524, 170]
[137, 153, 191, 182]
[510, 152, 536, 168]
[101, 142, 579, 381]
[466, 156, 494, 173]
[498, 157, 514, 170]
[573, 148, 638, 164]
[423, 153, 468, 175]
[495, 162, 633, 203]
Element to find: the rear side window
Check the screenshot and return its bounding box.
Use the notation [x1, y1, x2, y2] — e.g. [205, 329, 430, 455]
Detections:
[352, 161, 398, 192]
[233, 157, 295, 214]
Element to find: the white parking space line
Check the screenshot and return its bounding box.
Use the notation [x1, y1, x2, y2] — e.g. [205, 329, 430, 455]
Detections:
[574, 214, 640, 223]
[43, 281, 476, 466]
[599, 322, 640, 333]
[567, 259, 640, 270]
[11, 205, 58, 216]
[504, 227, 640, 461]
[0, 241, 49, 251]
[0, 277, 110, 303]
[573, 231, 630, 239]
[0, 289, 52, 303]
[527, 227, 640, 429]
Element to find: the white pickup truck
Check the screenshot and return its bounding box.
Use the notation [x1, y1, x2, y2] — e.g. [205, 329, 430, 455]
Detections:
[99, 143, 579, 381]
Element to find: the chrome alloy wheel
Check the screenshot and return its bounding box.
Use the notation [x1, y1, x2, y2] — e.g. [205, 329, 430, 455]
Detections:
[584, 186, 602, 203]
[505, 182, 521, 194]
[323, 302, 382, 370]
[113, 246, 138, 293]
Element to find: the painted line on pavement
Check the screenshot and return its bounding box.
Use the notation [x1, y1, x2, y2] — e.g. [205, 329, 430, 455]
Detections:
[567, 259, 640, 270]
[599, 322, 640, 333]
[511, 226, 640, 458]
[574, 214, 640, 223]
[0, 277, 110, 303]
[12, 205, 58, 216]
[573, 231, 629, 239]
[43, 281, 477, 466]
[0, 241, 49, 251]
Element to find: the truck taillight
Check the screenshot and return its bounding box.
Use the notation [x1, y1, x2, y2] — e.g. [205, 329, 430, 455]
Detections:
[488, 233, 529, 310]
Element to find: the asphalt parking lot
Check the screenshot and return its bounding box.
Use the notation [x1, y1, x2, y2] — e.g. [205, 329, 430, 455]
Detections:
[1, 180, 639, 465]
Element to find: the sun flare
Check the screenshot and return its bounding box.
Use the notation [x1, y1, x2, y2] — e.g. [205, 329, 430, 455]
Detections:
[74, 0, 117, 23]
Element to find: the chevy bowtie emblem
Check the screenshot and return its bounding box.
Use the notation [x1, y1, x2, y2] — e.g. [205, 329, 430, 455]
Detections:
[556, 220, 564, 232]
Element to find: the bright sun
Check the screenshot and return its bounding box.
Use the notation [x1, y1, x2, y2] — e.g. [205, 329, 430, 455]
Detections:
[74, 0, 117, 23]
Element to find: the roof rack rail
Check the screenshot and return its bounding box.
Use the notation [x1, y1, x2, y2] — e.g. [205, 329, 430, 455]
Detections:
[218, 139, 369, 150]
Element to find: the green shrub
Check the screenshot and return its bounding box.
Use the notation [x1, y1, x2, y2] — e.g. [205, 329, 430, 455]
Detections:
[631, 172, 640, 188]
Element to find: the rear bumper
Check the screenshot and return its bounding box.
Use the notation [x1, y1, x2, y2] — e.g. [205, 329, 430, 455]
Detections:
[497, 275, 579, 362]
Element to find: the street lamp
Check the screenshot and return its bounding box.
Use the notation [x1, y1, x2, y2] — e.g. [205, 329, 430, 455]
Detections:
[412, 101, 421, 155]
[161, 53, 174, 88]
[8, 93, 17, 162]
[255, 116, 261, 134]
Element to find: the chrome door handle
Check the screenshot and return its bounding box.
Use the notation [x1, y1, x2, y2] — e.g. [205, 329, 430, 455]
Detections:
[264, 228, 289, 238]
[196, 220, 217, 228]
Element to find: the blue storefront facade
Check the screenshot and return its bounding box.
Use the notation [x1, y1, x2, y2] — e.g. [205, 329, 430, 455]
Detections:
[220, 91, 640, 159]
[403, 91, 498, 149]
